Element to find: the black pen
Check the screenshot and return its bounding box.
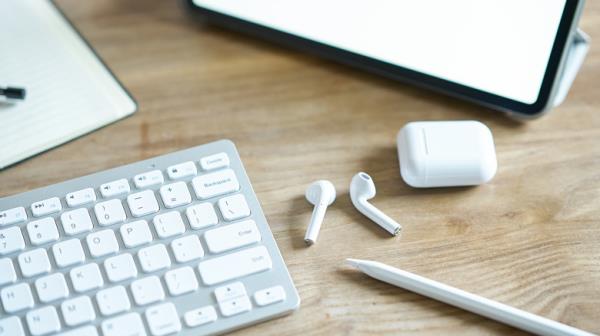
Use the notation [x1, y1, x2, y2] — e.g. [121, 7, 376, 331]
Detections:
[0, 86, 26, 100]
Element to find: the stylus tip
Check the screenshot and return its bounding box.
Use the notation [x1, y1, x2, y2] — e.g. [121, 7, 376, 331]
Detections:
[346, 258, 362, 268]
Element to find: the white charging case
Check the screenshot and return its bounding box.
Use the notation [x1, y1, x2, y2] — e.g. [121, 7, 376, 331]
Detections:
[397, 121, 497, 188]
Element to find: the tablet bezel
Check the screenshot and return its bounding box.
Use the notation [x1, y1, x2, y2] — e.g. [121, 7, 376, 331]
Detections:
[185, 0, 582, 117]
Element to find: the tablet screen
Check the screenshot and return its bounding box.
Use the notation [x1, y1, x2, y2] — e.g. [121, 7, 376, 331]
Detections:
[192, 0, 567, 105]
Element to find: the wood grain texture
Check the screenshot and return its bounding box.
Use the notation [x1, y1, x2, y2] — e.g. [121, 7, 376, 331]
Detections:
[2, 1, 599, 334]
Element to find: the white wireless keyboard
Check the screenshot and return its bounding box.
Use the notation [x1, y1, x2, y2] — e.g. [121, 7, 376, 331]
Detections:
[0, 140, 299, 336]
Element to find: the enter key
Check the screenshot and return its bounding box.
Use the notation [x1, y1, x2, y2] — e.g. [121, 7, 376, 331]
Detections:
[204, 220, 261, 254]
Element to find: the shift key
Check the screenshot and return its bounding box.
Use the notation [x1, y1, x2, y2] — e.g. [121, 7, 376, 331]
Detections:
[198, 246, 272, 285]
[192, 169, 240, 199]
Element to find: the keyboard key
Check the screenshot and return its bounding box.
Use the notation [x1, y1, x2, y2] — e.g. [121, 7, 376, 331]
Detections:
[0, 316, 25, 336]
[61, 208, 93, 235]
[186, 203, 218, 229]
[192, 169, 239, 200]
[134, 170, 164, 189]
[27, 217, 59, 245]
[165, 266, 198, 296]
[198, 246, 272, 286]
[138, 244, 171, 273]
[254, 285, 286, 306]
[66, 188, 96, 207]
[184, 306, 217, 327]
[31, 197, 62, 217]
[0, 258, 16, 285]
[96, 286, 131, 316]
[0, 207, 26, 226]
[218, 296, 251, 317]
[0, 226, 25, 256]
[104, 253, 138, 283]
[61, 296, 96, 327]
[167, 161, 197, 179]
[127, 190, 159, 217]
[1, 283, 34, 313]
[153, 211, 185, 239]
[101, 313, 146, 336]
[70, 263, 104, 293]
[120, 220, 152, 248]
[35, 273, 69, 303]
[204, 220, 261, 254]
[145, 302, 181, 336]
[52, 239, 85, 268]
[200, 152, 229, 171]
[218, 193, 251, 221]
[171, 235, 204, 263]
[18, 248, 51, 277]
[87, 229, 119, 258]
[56, 325, 98, 336]
[214, 282, 246, 302]
[100, 179, 130, 198]
[95, 199, 126, 226]
[131, 276, 165, 306]
[160, 182, 191, 208]
[25, 306, 61, 336]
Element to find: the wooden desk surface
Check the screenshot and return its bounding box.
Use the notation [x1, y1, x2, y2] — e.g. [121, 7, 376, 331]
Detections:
[2, 1, 599, 335]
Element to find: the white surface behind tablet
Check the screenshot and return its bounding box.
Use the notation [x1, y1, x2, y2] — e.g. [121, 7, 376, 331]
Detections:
[193, 0, 566, 105]
[0, 0, 136, 169]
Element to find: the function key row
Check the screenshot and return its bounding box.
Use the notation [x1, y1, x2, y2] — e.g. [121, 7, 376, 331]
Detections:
[100, 179, 130, 198]
[133, 170, 164, 189]
[31, 197, 62, 218]
[0, 153, 231, 227]
[66, 188, 96, 208]
[0, 207, 27, 227]
[167, 161, 197, 179]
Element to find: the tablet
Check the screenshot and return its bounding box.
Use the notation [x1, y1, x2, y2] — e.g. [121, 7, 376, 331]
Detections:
[186, 0, 586, 118]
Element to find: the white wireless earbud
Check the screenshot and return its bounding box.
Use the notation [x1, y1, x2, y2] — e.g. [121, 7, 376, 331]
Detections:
[304, 180, 336, 245]
[350, 172, 402, 236]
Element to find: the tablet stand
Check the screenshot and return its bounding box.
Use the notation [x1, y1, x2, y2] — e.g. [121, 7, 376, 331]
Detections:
[553, 29, 590, 107]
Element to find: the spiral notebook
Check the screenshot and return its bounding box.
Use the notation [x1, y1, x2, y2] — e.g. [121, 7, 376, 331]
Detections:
[0, 0, 137, 169]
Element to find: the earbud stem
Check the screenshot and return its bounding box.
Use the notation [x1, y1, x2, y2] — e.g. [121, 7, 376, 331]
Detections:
[357, 199, 402, 236]
[304, 201, 328, 245]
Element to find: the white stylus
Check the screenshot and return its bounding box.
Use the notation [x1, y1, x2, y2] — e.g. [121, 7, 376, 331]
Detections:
[346, 259, 594, 336]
